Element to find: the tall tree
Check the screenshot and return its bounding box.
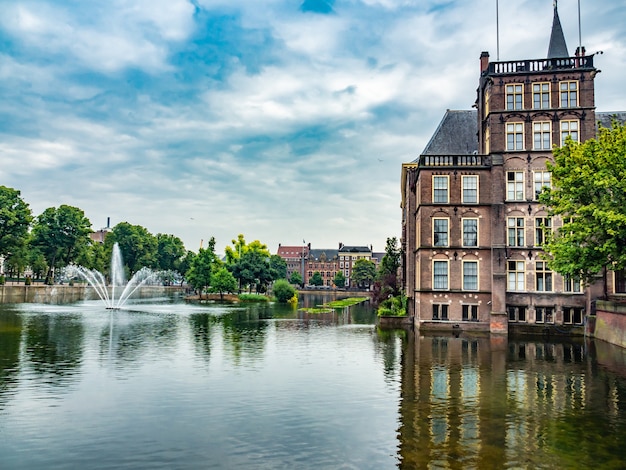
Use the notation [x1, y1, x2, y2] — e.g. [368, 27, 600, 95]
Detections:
[210, 267, 238, 301]
[0, 186, 33, 260]
[31, 205, 92, 283]
[107, 222, 158, 275]
[186, 237, 219, 299]
[377, 237, 402, 296]
[540, 121, 626, 293]
[269, 254, 287, 280]
[156, 233, 186, 272]
[309, 271, 323, 286]
[333, 270, 346, 288]
[351, 258, 377, 288]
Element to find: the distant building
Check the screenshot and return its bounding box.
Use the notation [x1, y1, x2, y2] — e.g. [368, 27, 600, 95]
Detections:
[90, 217, 113, 244]
[276, 243, 309, 282]
[400, 4, 625, 333]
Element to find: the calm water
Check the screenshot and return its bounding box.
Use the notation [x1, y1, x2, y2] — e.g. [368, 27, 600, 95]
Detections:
[1, 295, 626, 469]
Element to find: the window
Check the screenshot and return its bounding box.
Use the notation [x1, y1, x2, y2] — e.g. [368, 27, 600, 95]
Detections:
[433, 260, 449, 290]
[535, 261, 553, 292]
[462, 304, 479, 321]
[462, 175, 478, 203]
[485, 127, 491, 154]
[563, 307, 584, 324]
[462, 218, 478, 247]
[433, 176, 449, 203]
[533, 171, 551, 199]
[506, 123, 524, 151]
[560, 81, 578, 108]
[463, 261, 478, 291]
[508, 260, 525, 291]
[433, 218, 449, 247]
[340, 262, 344, 268]
[507, 305, 527, 322]
[507, 217, 525, 247]
[432, 304, 449, 321]
[506, 84, 523, 110]
[564, 274, 582, 293]
[535, 306, 554, 323]
[560, 120, 579, 144]
[507, 171, 524, 200]
[533, 122, 551, 150]
[615, 270, 626, 294]
[534, 217, 552, 246]
[533, 82, 550, 109]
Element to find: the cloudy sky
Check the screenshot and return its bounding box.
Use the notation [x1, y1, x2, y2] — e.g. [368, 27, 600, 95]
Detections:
[1, 0, 624, 255]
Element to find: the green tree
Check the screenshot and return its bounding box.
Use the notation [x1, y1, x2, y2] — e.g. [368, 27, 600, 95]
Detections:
[224, 234, 271, 265]
[156, 233, 186, 272]
[289, 271, 303, 286]
[540, 121, 626, 295]
[273, 279, 296, 302]
[310, 271, 323, 286]
[0, 186, 32, 261]
[186, 237, 219, 299]
[351, 258, 377, 288]
[31, 205, 92, 283]
[269, 254, 287, 280]
[178, 250, 196, 285]
[376, 237, 402, 297]
[107, 222, 157, 275]
[333, 270, 346, 288]
[231, 250, 273, 293]
[210, 267, 238, 300]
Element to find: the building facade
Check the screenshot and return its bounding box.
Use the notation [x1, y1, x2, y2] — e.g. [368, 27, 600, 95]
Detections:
[401, 5, 621, 334]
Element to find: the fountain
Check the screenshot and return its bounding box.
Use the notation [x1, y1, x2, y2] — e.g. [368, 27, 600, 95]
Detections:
[65, 243, 157, 309]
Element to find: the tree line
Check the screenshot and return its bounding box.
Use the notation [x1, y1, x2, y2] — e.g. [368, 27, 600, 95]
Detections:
[0, 186, 404, 304]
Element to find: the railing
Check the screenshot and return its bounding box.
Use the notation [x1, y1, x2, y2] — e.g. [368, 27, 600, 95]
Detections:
[419, 155, 488, 167]
[488, 55, 594, 74]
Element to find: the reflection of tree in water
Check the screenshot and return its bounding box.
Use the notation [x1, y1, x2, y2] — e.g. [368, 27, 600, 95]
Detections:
[99, 313, 179, 367]
[218, 305, 271, 367]
[24, 313, 84, 383]
[375, 328, 406, 381]
[0, 309, 23, 409]
[189, 313, 220, 361]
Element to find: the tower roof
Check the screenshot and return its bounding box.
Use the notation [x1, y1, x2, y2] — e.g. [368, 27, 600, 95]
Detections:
[547, 1, 569, 59]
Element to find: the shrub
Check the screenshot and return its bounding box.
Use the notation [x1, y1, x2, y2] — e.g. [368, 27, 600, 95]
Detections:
[24, 276, 31, 286]
[273, 279, 296, 303]
[377, 294, 407, 316]
[0, 275, 5, 285]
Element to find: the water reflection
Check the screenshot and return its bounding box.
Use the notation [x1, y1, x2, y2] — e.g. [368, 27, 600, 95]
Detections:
[399, 334, 626, 469]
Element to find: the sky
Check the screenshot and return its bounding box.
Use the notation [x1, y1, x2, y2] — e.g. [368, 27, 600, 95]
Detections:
[1, 0, 625, 255]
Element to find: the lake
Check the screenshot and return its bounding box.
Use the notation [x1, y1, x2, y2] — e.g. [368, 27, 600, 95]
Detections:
[1, 293, 625, 469]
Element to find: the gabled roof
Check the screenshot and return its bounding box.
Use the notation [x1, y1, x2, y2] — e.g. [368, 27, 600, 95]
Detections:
[597, 112, 626, 130]
[309, 249, 339, 261]
[338, 245, 372, 253]
[277, 245, 308, 258]
[417, 109, 478, 159]
[547, 3, 569, 59]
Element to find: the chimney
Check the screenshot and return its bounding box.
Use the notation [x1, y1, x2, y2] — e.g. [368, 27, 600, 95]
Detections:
[106, 217, 110, 228]
[339, 242, 343, 250]
[480, 51, 490, 74]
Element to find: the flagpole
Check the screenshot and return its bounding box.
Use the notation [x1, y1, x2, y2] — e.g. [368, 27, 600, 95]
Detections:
[578, 0, 582, 52]
[496, 0, 500, 60]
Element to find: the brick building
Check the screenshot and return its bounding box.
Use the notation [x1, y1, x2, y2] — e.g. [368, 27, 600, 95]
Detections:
[401, 5, 624, 333]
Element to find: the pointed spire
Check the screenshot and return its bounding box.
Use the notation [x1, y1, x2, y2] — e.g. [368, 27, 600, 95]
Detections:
[548, 0, 570, 58]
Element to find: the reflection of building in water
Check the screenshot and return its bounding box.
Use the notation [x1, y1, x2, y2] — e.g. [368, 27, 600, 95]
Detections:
[400, 3, 626, 334]
[398, 334, 625, 469]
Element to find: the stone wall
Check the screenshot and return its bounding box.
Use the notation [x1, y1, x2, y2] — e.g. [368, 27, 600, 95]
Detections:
[593, 300, 626, 349]
[0, 285, 171, 304]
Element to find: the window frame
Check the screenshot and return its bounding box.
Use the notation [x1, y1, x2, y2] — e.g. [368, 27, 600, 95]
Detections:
[534, 217, 552, 247]
[462, 260, 479, 291]
[535, 261, 553, 292]
[560, 120, 580, 145]
[563, 307, 584, 324]
[560, 81, 578, 108]
[433, 217, 449, 247]
[462, 304, 479, 321]
[506, 83, 524, 110]
[535, 306, 554, 324]
[433, 260, 449, 290]
[532, 82, 550, 109]
[432, 304, 449, 321]
[533, 171, 552, 200]
[507, 260, 526, 292]
[507, 305, 527, 322]
[507, 171, 525, 201]
[507, 217, 525, 247]
[432, 175, 449, 204]
[533, 121, 552, 150]
[462, 218, 479, 248]
[506, 122, 525, 151]
[461, 175, 479, 204]
[564, 274, 583, 293]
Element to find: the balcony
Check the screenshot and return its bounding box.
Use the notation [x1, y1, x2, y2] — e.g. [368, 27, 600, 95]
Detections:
[487, 55, 594, 75]
[418, 155, 489, 167]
